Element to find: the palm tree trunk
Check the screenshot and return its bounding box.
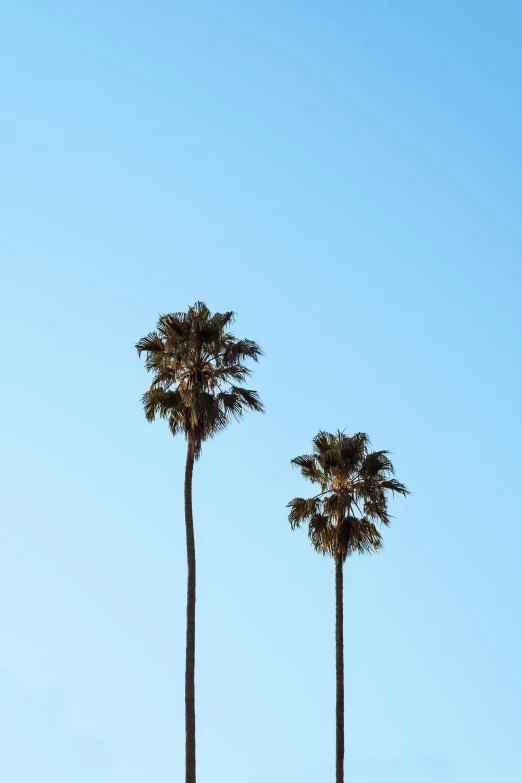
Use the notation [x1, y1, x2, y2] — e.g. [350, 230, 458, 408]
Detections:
[335, 555, 344, 783]
[184, 435, 197, 783]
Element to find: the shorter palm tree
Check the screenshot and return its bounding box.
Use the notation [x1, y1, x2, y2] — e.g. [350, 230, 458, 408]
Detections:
[288, 430, 408, 783]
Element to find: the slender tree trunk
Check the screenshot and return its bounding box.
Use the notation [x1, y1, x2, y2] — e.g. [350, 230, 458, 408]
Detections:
[335, 555, 344, 783]
[184, 435, 197, 783]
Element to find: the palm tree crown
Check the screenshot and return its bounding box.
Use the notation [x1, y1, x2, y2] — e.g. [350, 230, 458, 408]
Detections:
[136, 301, 264, 456]
[288, 430, 409, 561]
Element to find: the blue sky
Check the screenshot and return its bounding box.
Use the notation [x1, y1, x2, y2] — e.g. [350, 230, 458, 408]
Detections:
[1, 1, 521, 781]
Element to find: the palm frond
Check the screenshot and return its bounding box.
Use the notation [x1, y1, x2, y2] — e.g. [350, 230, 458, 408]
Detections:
[337, 432, 370, 471]
[141, 388, 184, 423]
[380, 478, 409, 497]
[215, 391, 245, 421]
[312, 431, 333, 456]
[323, 491, 351, 518]
[361, 449, 394, 477]
[287, 496, 320, 529]
[291, 454, 324, 485]
[223, 338, 262, 364]
[168, 415, 186, 438]
[157, 312, 189, 342]
[213, 364, 252, 384]
[229, 386, 265, 413]
[338, 515, 383, 558]
[211, 310, 235, 330]
[308, 514, 333, 555]
[362, 497, 391, 526]
[135, 332, 164, 358]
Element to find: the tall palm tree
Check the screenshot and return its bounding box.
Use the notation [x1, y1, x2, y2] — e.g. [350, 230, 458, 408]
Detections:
[288, 431, 408, 783]
[136, 302, 263, 783]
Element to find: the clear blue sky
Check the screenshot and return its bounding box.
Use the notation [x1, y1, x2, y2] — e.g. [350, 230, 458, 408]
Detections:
[1, 1, 521, 781]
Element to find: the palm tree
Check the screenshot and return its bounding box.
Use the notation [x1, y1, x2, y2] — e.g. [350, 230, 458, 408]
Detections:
[288, 431, 408, 783]
[136, 302, 263, 783]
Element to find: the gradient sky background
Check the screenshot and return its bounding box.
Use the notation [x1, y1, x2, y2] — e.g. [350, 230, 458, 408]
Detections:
[1, 1, 522, 781]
